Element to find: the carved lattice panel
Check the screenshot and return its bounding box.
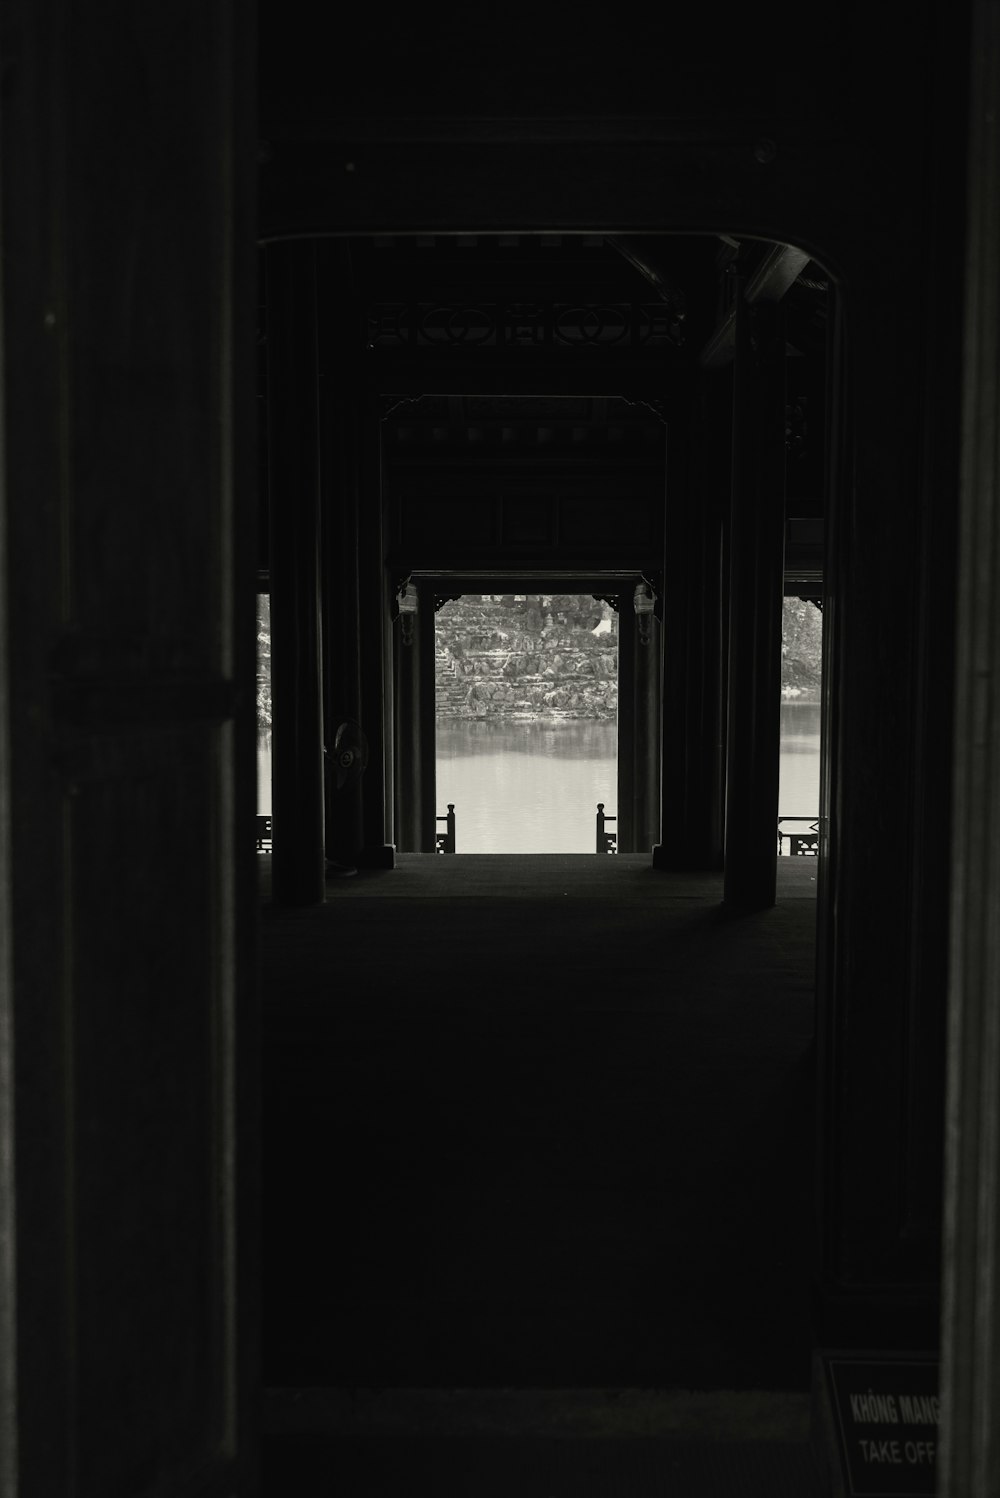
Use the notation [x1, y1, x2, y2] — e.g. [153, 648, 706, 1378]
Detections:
[368, 302, 685, 351]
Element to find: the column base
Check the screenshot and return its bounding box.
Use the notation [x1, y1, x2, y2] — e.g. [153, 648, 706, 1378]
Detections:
[358, 844, 396, 870]
[652, 843, 725, 873]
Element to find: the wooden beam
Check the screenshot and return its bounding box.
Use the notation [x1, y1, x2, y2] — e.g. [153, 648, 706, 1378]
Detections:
[745, 243, 812, 303]
[607, 235, 687, 305]
[367, 357, 690, 400]
[700, 244, 810, 369]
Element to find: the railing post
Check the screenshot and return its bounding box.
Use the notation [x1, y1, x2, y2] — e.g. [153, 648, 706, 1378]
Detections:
[436, 803, 456, 853]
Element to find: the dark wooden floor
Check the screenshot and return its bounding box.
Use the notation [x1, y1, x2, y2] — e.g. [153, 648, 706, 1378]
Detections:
[260, 854, 819, 1395]
[262, 1431, 824, 1497]
[261, 1384, 825, 1495]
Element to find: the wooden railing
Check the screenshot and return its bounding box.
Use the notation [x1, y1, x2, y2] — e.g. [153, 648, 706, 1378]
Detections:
[436, 803, 456, 854]
[777, 816, 819, 856]
[596, 803, 617, 854]
[259, 809, 817, 858]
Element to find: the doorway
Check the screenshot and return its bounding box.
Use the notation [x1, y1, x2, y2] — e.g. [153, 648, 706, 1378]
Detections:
[435, 592, 618, 853]
[264, 234, 823, 1406]
[390, 572, 662, 855]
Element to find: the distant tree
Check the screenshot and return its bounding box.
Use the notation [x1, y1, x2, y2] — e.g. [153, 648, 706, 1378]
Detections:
[257, 594, 272, 731]
[435, 591, 618, 720]
[781, 597, 822, 692]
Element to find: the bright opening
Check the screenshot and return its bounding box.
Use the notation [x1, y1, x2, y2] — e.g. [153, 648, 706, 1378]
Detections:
[778, 596, 822, 855]
[257, 592, 272, 817]
[435, 593, 618, 852]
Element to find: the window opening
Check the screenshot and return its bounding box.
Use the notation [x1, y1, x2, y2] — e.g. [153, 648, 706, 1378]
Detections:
[435, 593, 618, 852]
[256, 592, 272, 848]
[777, 596, 822, 855]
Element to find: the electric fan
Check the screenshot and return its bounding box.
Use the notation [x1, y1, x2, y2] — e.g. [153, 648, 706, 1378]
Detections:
[325, 720, 369, 875]
[330, 719, 369, 791]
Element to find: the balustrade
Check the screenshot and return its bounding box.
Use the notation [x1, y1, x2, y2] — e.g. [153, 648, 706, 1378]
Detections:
[776, 816, 819, 856]
[436, 804, 457, 854]
[596, 803, 617, 854]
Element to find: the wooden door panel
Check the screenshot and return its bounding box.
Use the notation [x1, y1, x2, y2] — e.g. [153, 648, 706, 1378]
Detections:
[67, 730, 235, 1493]
[0, 3, 257, 1494]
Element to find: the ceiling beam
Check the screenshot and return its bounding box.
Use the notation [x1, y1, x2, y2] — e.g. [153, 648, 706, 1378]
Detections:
[367, 357, 689, 401]
[607, 236, 687, 306]
[699, 243, 811, 369]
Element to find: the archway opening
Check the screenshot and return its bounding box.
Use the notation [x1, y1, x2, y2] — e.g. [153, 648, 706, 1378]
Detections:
[435, 591, 619, 852]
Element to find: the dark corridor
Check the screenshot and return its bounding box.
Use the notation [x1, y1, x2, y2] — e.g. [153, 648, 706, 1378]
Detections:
[261, 854, 818, 1392]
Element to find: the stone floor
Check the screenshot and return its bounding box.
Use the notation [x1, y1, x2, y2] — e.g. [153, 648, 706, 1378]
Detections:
[262, 1384, 825, 1494]
[262, 1431, 824, 1497]
[259, 853, 820, 1392]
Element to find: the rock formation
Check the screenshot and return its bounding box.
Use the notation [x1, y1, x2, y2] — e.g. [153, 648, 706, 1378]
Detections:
[435, 593, 618, 720]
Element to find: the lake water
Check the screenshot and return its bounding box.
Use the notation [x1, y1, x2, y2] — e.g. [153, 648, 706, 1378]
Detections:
[437, 720, 618, 853]
[256, 701, 822, 853]
[777, 701, 822, 816]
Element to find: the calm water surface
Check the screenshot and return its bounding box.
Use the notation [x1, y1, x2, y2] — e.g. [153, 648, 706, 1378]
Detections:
[256, 701, 822, 852]
[437, 720, 617, 853]
[777, 701, 822, 817]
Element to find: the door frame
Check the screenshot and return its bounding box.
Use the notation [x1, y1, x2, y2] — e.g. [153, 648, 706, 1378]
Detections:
[392, 569, 660, 854]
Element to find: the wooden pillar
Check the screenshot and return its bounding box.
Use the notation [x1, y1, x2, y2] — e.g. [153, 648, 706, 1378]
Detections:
[318, 242, 365, 868]
[316, 247, 392, 870]
[267, 240, 325, 905]
[656, 382, 729, 871]
[723, 288, 786, 910]
[941, 6, 1000, 1483]
[358, 407, 395, 866]
[617, 605, 636, 853]
[393, 582, 438, 852]
[0, 3, 259, 1492]
[616, 599, 662, 855]
[633, 609, 663, 855]
[418, 586, 439, 851]
[815, 200, 963, 1349]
